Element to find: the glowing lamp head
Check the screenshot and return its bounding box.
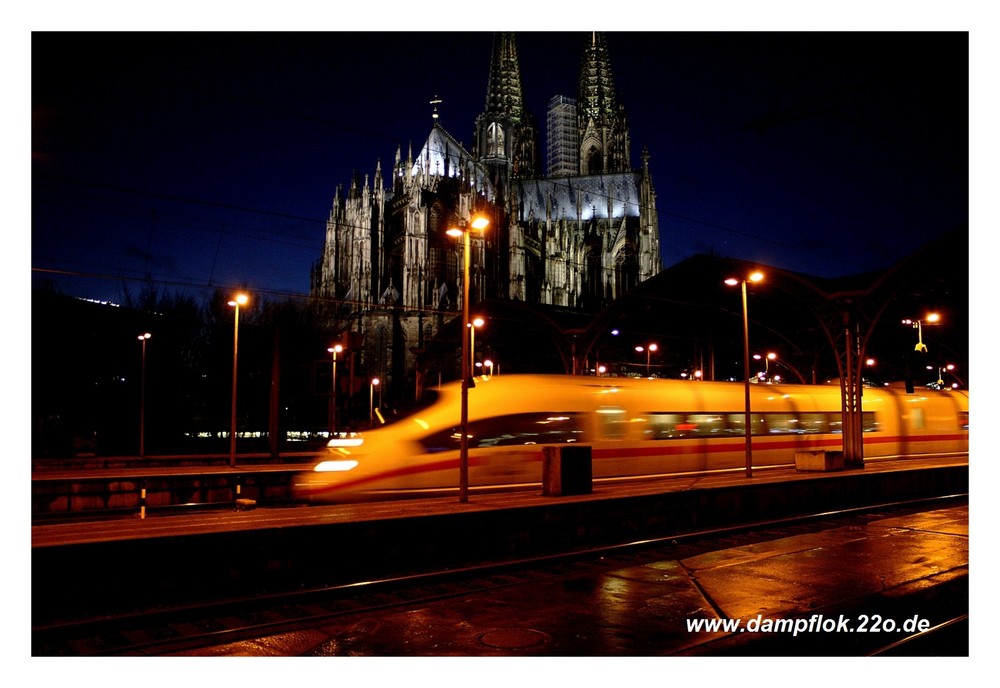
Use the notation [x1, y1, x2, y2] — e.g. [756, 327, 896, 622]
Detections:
[228, 293, 249, 307]
[726, 271, 763, 286]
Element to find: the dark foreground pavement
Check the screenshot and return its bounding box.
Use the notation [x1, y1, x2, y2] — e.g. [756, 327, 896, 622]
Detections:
[174, 503, 968, 657]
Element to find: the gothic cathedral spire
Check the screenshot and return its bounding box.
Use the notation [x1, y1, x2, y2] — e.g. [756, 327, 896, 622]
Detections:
[578, 32, 631, 175]
[474, 33, 540, 193]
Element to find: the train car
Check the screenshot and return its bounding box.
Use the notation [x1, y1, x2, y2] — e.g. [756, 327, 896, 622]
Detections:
[292, 374, 969, 501]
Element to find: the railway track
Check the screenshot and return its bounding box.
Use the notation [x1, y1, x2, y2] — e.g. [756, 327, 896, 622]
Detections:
[32, 494, 969, 657]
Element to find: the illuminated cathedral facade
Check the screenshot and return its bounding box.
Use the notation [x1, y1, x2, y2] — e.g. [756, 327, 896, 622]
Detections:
[311, 32, 660, 394]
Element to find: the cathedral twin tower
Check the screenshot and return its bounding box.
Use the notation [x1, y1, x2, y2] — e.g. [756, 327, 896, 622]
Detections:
[312, 32, 660, 389]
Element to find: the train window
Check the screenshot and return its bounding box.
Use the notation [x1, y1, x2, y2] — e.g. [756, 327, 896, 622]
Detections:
[828, 414, 843, 434]
[799, 413, 829, 434]
[596, 406, 628, 440]
[417, 413, 586, 453]
[727, 413, 745, 435]
[910, 407, 926, 431]
[727, 413, 768, 436]
[643, 410, 870, 440]
[768, 413, 799, 434]
[687, 414, 727, 435]
[643, 412, 729, 439]
[959, 411, 969, 431]
[644, 413, 681, 439]
[768, 413, 830, 434]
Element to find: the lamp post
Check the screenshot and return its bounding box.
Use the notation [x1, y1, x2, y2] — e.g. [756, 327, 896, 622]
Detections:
[725, 271, 764, 478]
[753, 352, 777, 382]
[903, 312, 941, 353]
[328, 344, 343, 436]
[648, 343, 657, 376]
[137, 332, 151, 457]
[902, 313, 941, 393]
[447, 214, 489, 503]
[369, 377, 380, 427]
[939, 363, 964, 389]
[634, 343, 658, 376]
[227, 293, 249, 468]
[470, 317, 484, 378]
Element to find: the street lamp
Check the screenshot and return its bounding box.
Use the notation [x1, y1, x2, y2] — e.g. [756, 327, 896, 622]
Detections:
[137, 332, 151, 457]
[227, 292, 249, 468]
[471, 316, 485, 378]
[939, 363, 964, 389]
[328, 344, 343, 436]
[447, 213, 490, 502]
[903, 312, 941, 352]
[369, 377, 380, 427]
[725, 271, 764, 478]
[634, 343, 658, 376]
[753, 352, 777, 382]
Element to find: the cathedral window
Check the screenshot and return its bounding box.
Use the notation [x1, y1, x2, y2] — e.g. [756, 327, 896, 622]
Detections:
[585, 145, 602, 175]
[487, 122, 505, 157]
[615, 245, 639, 296]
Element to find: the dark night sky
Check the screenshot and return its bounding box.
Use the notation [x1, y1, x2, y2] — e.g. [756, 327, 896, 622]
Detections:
[28, 25, 970, 305]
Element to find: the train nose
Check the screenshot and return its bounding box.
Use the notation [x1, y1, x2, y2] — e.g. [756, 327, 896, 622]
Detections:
[292, 458, 362, 501]
[292, 435, 367, 501]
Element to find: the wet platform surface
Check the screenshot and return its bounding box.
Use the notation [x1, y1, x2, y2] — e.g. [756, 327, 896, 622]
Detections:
[175, 502, 968, 657]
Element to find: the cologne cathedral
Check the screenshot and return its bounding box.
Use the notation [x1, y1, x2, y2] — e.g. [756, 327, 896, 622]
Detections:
[311, 32, 660, 396]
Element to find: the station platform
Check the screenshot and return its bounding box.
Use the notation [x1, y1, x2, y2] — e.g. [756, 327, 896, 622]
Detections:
[32, 454, 967, 546]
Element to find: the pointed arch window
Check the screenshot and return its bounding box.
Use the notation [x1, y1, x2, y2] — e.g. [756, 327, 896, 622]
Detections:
[487, 122, 505, 157]
[585, 145, 602, 175]
[615, 244, 639, 296]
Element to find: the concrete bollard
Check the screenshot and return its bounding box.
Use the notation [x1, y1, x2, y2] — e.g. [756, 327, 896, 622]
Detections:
[543, 445, 593, 496]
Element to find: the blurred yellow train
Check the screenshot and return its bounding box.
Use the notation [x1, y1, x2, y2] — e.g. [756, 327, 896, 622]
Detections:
[293, 374, 969, 501]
